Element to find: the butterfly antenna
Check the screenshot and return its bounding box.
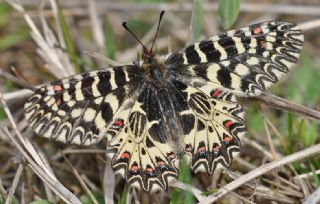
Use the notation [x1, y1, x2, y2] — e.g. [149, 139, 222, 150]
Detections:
[150, 10, 165, 52]
[122, 22, 148, 53]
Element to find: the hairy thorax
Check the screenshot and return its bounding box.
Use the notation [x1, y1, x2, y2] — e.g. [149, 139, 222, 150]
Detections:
[142, 58, 168, 89]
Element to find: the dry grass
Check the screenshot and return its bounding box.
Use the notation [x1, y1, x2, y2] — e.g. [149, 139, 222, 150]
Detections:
[0, 0, 320, 204]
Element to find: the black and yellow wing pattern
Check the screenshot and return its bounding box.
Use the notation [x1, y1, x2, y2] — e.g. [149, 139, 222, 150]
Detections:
[24, 21, 303, 191]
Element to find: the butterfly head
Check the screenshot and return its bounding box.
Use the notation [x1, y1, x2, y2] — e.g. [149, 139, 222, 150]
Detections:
[122, 11, 165, 65]
[142, 48, 155, 64]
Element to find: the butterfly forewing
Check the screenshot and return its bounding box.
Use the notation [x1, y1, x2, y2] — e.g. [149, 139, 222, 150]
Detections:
[25, 65, 145, 145]
[167, 21, 303, 96]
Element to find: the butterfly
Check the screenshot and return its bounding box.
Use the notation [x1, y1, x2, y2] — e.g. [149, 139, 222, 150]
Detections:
[24, 11, 304, 192]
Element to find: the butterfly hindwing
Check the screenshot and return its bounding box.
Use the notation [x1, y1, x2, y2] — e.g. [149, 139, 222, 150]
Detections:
[167, 21, 303, 96]
[107, 85, 178, 191]
[168, 79, 245, 174]
[24, 65, 144, 145]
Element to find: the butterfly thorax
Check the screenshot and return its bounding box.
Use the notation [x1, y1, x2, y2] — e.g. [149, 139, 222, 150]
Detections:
[142, 57, 167, 89]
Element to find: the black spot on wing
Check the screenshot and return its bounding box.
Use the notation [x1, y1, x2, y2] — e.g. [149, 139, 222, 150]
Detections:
[197, 120, 205, 131]
[217, 68, 232, 88]
[100, 102, 113, 124]
[193, 64, 208, 79]
[241, 36, 251, 50]
[180, 114, 195, 135]
[114, 68, 126, 87]
[199, 40, 221, 63]
[165, 52, 184, 67]
[113, 86, 126, 104]
[146, 136, 155, 148]
[97, 71, 112, 95]
[218, 36, 238, 57]
[148, 123, 167, 143]
[186, 45, 201, 64]
[81, 73, 94, 98]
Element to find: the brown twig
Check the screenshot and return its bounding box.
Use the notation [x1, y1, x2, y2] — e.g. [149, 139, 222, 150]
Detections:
[298, 19, 320, 32]
[0, 68, 35, 91]
[260, 110, 288, 149]
[304, 187, 320, 204]
[0, 91, 82, 204]
[61, 153, 99, 204]
[170, 180, 205, 202]
[15, 2, 320, 16]
[84, 50, 123, 66]
[103, 160, 115, 204]
[0, 178, 8, 200]
[5, 163, 23, 204]
[185, 0, 198, 46]
[88, 0, 105, 53]
[251, 93, 320, 122]
[263, 119, 277, 160]
[198, 144, 320, 204]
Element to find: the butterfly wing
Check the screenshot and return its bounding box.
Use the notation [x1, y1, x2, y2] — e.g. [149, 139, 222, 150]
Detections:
[106, 84, 179, 191]
[25, 66, 179, 191]
[167, 78, 245, 173]
[167, 21, 304, 96]
[24, 65, 145, 145]
[24, 20, 304, 191]
[166, 21, 303, 175]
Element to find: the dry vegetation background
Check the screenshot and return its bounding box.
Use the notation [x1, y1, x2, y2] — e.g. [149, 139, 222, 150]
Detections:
[0, 0, 320, 204]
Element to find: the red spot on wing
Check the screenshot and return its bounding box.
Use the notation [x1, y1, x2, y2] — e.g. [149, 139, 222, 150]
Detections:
[120, 152, 130, 159]
[157, 161, 166, 167]
[113, 119, 124, 127]
[224, 120, 233, 128]
[212, 145, 220, 152]
[130, 165, 138, 172]
[54, 85, 62, 91]
[197, 146, 206, 153]
[223, 136, 233, 143]
[211, 89, 222, 98]
[146, 168, 154, 173]
[253, 27, 263, 35]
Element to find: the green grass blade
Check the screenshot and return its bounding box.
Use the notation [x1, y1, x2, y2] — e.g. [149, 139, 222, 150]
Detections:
[192, 0, 203, 41]
[56, 0, 81, 73]
[170, 160, 194, 204]
[29, 200, 53, 204]
[218, 0, 240, 29]
[118, 184, 128, 204]
[80, 192, 104, 204]
[104, 16, 116, 60]
[0, 31, 29, 51]
[0, 4, 10, 27]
